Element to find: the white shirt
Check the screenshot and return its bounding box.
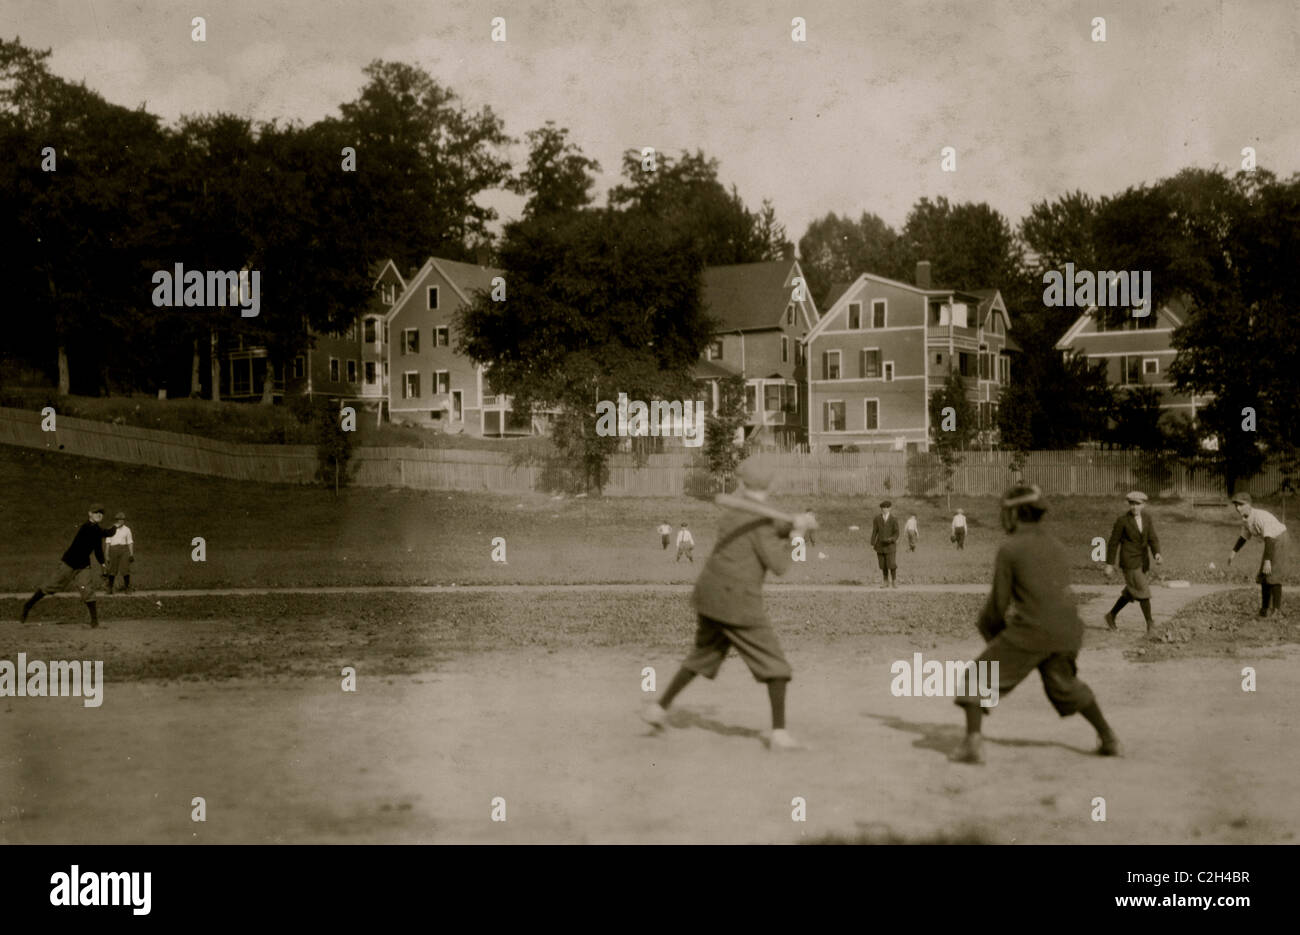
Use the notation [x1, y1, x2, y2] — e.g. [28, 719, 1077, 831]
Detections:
[677, 529, 694, 546]
[951, 514, 967, 530]
[657, 524, 671, 535]
[905, 517, 918, 532]
[106, 525, 133, 547]
[1133, 513, 1143, 533]
[1242, 509, 1286, 540]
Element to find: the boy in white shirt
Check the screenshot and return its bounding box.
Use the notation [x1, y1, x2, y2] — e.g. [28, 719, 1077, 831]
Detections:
[657, 521, 672, 550]
[951, 509, 968, 549]
[103, 511, 135, 594]
[1227, 493, 1289, 617]
[676, 523, 695, 563]
[905, 515, 919, 551]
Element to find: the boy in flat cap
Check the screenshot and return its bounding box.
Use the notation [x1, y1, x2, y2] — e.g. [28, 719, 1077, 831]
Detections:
[103, 511, 135, 594]
[952, 485, 1120, 764]
[1227, 493, 1290, 618]
[20, 504, 115, 628]
[643, 458, 815, 750]
[871, 500, 900, 588]
[1103, 491, 1162, 635]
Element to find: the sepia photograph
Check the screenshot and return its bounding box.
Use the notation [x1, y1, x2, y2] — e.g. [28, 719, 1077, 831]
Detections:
[0, 0, 1295, 908]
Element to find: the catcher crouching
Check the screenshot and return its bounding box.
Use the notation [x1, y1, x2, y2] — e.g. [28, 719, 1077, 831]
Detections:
[952, 485, 1121, 764]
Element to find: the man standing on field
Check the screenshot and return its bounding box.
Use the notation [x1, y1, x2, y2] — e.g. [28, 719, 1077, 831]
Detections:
[1103, 491, 1162, 636]
[871, 500, 900, 588]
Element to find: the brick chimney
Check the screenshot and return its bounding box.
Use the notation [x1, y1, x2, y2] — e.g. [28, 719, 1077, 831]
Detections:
[408, 266, 419, 279]
[915, 261, 932, 289]
[780, 242, 795, 262]
[475, 246, 493, 267]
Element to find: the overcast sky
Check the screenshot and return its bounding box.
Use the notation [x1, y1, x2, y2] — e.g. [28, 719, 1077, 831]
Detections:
[5, 0, 1297, 245]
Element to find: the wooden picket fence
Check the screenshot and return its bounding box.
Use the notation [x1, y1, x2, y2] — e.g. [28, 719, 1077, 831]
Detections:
[0, 405, 1289, 499]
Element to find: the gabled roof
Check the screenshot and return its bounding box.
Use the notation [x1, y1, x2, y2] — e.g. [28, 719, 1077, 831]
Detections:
[806, 272, 986, 342]
[970, 288, 1012, 330]
[370, 258, 406, 288]
[1055, 294, 1189, 350]
[702, 260, 814, 332]
[386, 256, 504, 324]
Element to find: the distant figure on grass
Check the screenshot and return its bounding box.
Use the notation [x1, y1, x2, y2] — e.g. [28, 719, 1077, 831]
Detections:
[1103, 491, 1162, 636]
[675, 523, 695, 563]
[1227, 492, 1289, 618]
[20, 504, 115, 628]
[642, 459, 815, 751]
[804, 507, 816, 548]
[904, 514, 919, 551]
[657, 521, 672, 550]
[952, 485, 1121, 765]
[950, 508, 967, 549]
[103, 511, 135, 594]
[871, 500, 900, 588]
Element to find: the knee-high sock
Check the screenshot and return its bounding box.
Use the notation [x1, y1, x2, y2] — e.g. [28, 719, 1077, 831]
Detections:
[767, 678, 788, 730]
[1138, 598, 1153, 625]
[1271, 585, 1283, 612]
[86, 601, 98, 625]
[1080, 702, 1113, 738]
[1261, 582, 1272, 612]
[658, 667, 696, 708]
[963, 704, 983, 736]
[1110, 593, 1131, 616]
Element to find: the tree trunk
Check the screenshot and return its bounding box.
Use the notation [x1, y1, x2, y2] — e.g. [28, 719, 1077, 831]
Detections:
[190, 340, 202, 397]
[56, 344, 70, 396]
[209, 330, 221, 401]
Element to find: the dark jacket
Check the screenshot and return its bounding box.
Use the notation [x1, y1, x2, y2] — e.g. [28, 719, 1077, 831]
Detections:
[1107, 513, 1160, 571]
[977, 524, 1083, 653]
[692, 506, 793, 627]
[871, 513, 900, 553]
[61, 521, 113, 570]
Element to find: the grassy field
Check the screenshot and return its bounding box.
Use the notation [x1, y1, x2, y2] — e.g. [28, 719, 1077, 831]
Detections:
[1, 445, 1291, 591]
[0, 387, 555, 452]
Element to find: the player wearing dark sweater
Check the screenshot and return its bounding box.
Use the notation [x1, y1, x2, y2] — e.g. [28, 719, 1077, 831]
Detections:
[20, 505, 114, 628]
[952, 485, 1120, 764]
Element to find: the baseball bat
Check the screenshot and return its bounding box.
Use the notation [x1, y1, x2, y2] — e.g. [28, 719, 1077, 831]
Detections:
[714, 493, 818, 530]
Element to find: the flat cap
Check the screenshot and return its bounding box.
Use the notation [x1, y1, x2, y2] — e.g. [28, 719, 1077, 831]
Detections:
[879, 500, 892, 508]
[1125, 491, 1148, 503]
[1001, 484, 1044, 508]
[1230, 492, 1252, 505]
[736, 458, 775, 492]
[88, 503, 105, 514]
[115, 511, 126, 519]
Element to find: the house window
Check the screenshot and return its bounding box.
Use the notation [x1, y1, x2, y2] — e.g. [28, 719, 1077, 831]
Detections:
[403, 372, 420, 399]
[848, 303, 862, 330]
[822, 350, 841, 380]
[1123, 355, 1143, 384]
[708, 338, 723, 360]
[292, 356, 305, 379]
[764, 384, 782, 412]
[383, 322, 389, 345]
[365, 361, 376, 385]
[427, 287, 439, 310]
[451, 390, 462, 420]
[979, 351, 991, 380]
[436, 370, 450, 394]
[434, 326, 450, 347]
[935, 352, 944, 365]
[329, 358, 340, 382]
[786, 304, 795, 325]
[999, 356, 1010, 385]
[824, 400, 846, 431]
[872, 300, 886, 329]
[864, 399, 879, 430]
[795, 342, 804, 365]
[1143, 358, 1159, 375]
[861, 348, 881, 378]
[782, 335, 789, 363]
[364, 319, 378, 343]
[347, 360, 357, 383]
[883, 361, 894, 382]
[745, 384, 757, 414]
[958, 352, 975, 377]
[401, 328, 419, 355]
[785, 384, 799, 414]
